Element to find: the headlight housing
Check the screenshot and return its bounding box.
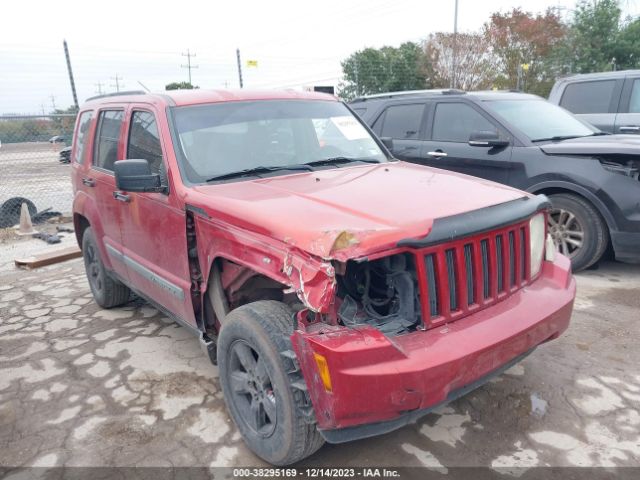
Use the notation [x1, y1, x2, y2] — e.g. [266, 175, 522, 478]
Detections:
[529, 213, 546, 278]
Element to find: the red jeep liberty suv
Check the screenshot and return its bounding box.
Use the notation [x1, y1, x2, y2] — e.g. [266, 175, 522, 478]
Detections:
[70, 89, 576, 465]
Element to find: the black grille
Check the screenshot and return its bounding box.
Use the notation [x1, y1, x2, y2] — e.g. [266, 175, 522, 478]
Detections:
[445, 249, 458, 311]
[509, 231, 516, 286]
[425, 254, 439, 317]
[496, 235, 504, 292]
[481, 239, 490, 299]
[464, 244, 474, 305]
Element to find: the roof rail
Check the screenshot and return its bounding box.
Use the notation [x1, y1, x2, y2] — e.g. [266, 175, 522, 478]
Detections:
[85, 90, 147, 102]
[351, 88, 466, 102]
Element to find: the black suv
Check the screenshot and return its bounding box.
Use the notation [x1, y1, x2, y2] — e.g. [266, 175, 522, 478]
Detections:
[549, 70, 640, 135]
[350, 90, 640, 271]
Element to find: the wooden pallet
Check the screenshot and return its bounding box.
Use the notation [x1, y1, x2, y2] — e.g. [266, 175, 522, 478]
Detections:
[14, 245, 82, 269]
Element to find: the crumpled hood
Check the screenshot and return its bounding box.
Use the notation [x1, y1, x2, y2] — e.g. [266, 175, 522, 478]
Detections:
[540, 134, 640, 156]
[189, 161, 528, 260]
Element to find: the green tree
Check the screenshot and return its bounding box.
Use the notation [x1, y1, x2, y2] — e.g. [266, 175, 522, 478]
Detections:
[484, 7, 567, 96]
[338, 42, 431, 100]
[567, 0, 623, 73]
[613, 17, 640, 69]
[165, 81, 198, 90]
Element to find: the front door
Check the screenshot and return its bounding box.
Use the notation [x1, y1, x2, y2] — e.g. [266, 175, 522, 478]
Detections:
[420, 101, 513, 184]
[117, 107, 196, 327]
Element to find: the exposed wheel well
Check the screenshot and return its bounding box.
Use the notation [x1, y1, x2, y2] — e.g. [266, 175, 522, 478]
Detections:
[204, 258, 296, 333]
[73, 214, 90, 248]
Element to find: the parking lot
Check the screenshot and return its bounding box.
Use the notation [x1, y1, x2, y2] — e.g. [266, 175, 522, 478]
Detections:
[0, 143, 73, 217]
[1, 250, 639, 473]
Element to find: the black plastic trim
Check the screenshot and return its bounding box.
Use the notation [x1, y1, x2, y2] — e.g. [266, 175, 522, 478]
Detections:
[398, 195, 550, 248]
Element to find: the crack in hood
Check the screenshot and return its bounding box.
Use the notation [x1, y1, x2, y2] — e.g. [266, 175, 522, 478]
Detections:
[190, 161, 528, 260]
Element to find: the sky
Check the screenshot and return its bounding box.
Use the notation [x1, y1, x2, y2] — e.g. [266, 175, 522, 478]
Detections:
[1, 0, 639, 114]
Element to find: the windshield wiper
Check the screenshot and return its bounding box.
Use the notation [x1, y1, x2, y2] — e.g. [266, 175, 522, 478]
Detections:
[531, 135, 583, 142]
[304, 156, 381, 168]
[205, 164, 313, 182]
[532, 132, 611, 142]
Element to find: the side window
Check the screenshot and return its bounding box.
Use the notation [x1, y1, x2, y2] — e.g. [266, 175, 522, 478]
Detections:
[560, 80, 616, 114]
[127, 111, 163, 174]
[432, 103, 497, 143]
[629, 79, 640, 113]
[94, 110, 124, 172]
[73, 111, 92, 164]
[379, 104, 424, 139]
[351, 107, 367, 118]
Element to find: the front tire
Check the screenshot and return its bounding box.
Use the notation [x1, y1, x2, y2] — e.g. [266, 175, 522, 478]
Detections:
[548, 193, 608, 272]
[82, 227, 131, 308]
[217, 301, 324, 465]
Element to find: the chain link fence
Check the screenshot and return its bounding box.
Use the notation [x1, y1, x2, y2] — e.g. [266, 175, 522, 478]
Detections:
[0, 114, 76, 228]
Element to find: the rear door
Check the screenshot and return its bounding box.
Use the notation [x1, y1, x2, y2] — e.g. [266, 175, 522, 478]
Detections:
[118, 106, 196, 326]
[370, 102, 427, 162]
[557, 79, 623, 133]
[89, 109, 129, 281]
[419, 100, 513, 184]
[614, 76, 640, 135]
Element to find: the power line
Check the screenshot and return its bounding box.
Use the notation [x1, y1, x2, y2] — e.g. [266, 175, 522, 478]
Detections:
[110, 74, 123, 92]
[181, 49, 198, 84]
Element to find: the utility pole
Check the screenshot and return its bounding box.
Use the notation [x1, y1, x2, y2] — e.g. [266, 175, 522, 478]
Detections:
[451, 0, 459, 89]
[236, 48, 244, 88]
[181, 49, 198, 85]
[50, 95, 57, 111]
[40, 104, 46, 115]
[111, 74, 123, 92]
[63, 40, 79, 110]
[95, 82, 105, 95]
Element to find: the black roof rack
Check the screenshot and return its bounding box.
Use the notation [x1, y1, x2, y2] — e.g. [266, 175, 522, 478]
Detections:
[351, 88, 467, 103]
[85, 90, 147, 102]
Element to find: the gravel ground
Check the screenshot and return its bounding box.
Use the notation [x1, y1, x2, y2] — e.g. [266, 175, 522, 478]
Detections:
[0, 252, 639, 475]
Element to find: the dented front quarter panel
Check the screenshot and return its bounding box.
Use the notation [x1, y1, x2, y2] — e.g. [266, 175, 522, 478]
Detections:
[189, 201, 339, 313]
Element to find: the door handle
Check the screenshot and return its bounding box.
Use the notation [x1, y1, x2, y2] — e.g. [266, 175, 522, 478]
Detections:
[619, 126, 640, 133]
[113, 191, 131, 203]
[82, 177, 95, 187]
[427, 150, 448, 158]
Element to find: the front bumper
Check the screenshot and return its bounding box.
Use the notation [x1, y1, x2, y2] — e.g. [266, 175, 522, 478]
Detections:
[291, 255, 575, 442]
[611, 230, 640, 263]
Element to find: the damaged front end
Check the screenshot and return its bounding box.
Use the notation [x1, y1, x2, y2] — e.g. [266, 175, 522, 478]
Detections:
[599, 155, 640, 180]
[336, 254, 421, 336]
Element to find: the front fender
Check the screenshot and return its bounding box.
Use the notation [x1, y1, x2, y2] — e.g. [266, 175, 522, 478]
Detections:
[526, 179, 617, 231]
[195, 215, 336, 313]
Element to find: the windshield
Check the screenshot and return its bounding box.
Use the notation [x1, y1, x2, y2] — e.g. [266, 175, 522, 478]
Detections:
[171, 100, 386, 183]
[484, 99, 596, 142]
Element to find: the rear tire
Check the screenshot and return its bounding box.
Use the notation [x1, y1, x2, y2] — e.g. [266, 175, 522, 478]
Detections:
[82, 227, 131, 308]
[548, 193, 608, 272]
[217, 300, 324, 465]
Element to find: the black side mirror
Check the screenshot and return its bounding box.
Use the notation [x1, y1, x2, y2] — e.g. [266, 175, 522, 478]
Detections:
[380, 137, 394, 151]
[114, 160, 164, 193]
[468, 131, 509, 148]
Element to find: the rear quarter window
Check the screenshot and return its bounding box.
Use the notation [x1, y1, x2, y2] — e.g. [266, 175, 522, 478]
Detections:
[73, 111, 93, 164]
[560, 80, 616, 114]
